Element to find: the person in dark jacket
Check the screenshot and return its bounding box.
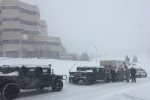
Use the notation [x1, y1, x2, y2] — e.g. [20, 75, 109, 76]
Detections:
[110, 68, 115, 82]
[130, 67, 137, 82]
[114, 66, 118, 82]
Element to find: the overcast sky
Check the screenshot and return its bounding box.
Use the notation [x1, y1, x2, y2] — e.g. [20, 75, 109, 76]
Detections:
[20, 0, 150, 56]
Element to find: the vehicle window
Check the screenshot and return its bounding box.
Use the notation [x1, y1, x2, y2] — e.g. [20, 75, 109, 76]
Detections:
[27, 68, 35, 75]
[96, 69, 99, 72]
[42, 68, 50, 74]
[101, 69, 105, 72]
[140, 69, 144, 71]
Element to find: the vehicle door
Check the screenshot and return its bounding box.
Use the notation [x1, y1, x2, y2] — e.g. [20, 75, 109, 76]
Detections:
[100, 68, 106, 80]
[38, 68, 52, 87]
[94, 68, 101, 80]
[25, 68, 38, 88]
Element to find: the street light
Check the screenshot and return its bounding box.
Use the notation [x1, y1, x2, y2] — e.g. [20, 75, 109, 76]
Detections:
[94, 46, 97, 62]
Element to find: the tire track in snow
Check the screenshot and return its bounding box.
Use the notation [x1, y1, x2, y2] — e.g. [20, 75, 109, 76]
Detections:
[16, 77, 150, 100]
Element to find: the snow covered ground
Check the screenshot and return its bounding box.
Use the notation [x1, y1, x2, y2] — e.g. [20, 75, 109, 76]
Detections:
[0, 54, 149, 100]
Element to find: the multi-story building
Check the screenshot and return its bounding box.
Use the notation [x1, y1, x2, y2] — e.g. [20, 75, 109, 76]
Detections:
[0, 0, 64, 59]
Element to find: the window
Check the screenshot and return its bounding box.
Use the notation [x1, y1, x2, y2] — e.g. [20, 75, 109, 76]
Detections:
[2, 18, 19, 21]
[19, 7, 37, 15]
[20, 19, 37, 26]
[27, 68, 35, 75]
[42, 68, 50, 74]
[38, 41, 46, 45]
[3, 39, 20, 44]
[2, 6, 19, 9]
[6, 51, 19, 58]
[140, 69, 144, 71]
[22, 40, 34, 45]
[38, 22, 46, 28]
[96, 69, 99, 72]
[3, 28, 19, 32]
[20, 29, 38, 35]
[47, 42, 60, 46]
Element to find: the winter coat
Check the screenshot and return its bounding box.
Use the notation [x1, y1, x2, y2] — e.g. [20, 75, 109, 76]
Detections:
[130, 68, 136, 75]
[125, 69, 130, 75]
[110, 69, 115, 76]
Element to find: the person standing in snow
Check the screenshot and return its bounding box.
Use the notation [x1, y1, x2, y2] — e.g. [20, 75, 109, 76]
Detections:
[114, 66, 118, 82]
[130, 67, 136, 82]
[118, 68, 124, 82]
[110, 68, 115, 82]
[125, 69, 130, 82]
[121, 68, 124, 82]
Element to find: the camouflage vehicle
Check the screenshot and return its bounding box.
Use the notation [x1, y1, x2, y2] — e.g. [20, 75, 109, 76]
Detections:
[0, 64, 67, 100]
[100, 60, 128, 72]
[69, 66, 110, 85]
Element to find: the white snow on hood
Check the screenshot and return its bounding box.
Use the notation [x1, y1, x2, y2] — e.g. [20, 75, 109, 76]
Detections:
[0, 71, 19, 76]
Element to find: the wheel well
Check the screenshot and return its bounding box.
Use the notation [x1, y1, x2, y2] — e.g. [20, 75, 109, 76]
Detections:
[0, 80, 17, 89]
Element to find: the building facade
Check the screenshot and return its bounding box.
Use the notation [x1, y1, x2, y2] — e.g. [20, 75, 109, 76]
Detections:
[0, 0, 64, 59]
[59, 53, 79, 61]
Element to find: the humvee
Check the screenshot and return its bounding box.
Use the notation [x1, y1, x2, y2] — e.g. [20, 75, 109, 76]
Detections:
[69, 66, 110, 85]
[0, 64, 67, 100]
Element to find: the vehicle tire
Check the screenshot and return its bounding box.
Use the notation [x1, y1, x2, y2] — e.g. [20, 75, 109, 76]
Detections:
[86, 77, 94, 85]
[1, 83, 20, 100]
[104, 76, 110, 83]
[52, 79, 63, 92]
[72, 79, 77, 84]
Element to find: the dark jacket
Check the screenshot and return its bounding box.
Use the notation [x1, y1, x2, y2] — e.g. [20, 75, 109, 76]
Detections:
[110, 69, 115, 76]
[130, 68, 136, 75]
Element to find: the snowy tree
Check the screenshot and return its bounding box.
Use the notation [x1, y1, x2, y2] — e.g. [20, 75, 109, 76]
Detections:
[81, 52, 90, 61]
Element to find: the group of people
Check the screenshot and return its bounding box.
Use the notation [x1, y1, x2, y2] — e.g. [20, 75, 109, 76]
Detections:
[110, 66, 137, 83]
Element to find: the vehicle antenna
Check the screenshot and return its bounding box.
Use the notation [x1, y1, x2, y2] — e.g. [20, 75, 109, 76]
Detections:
[69, 59, 81, 73]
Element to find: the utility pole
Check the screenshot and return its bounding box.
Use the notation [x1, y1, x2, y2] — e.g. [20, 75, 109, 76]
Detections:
[95, 46, 97, 62]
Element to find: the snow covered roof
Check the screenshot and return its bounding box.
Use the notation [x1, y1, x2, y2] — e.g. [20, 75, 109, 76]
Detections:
[1, 64, 50, 68]
[77, 66, 105, 68]
[70, 70, 93, 73]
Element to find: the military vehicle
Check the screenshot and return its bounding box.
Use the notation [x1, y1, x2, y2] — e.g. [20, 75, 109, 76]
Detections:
[100, 60, 129, 80]
[0, 64, 67, 100]
[69, 66, 110, 85]
[100, 60, 128, 72]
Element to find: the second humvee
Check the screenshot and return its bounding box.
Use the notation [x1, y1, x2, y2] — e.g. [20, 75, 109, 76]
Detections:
[69, 66, 110, 85]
